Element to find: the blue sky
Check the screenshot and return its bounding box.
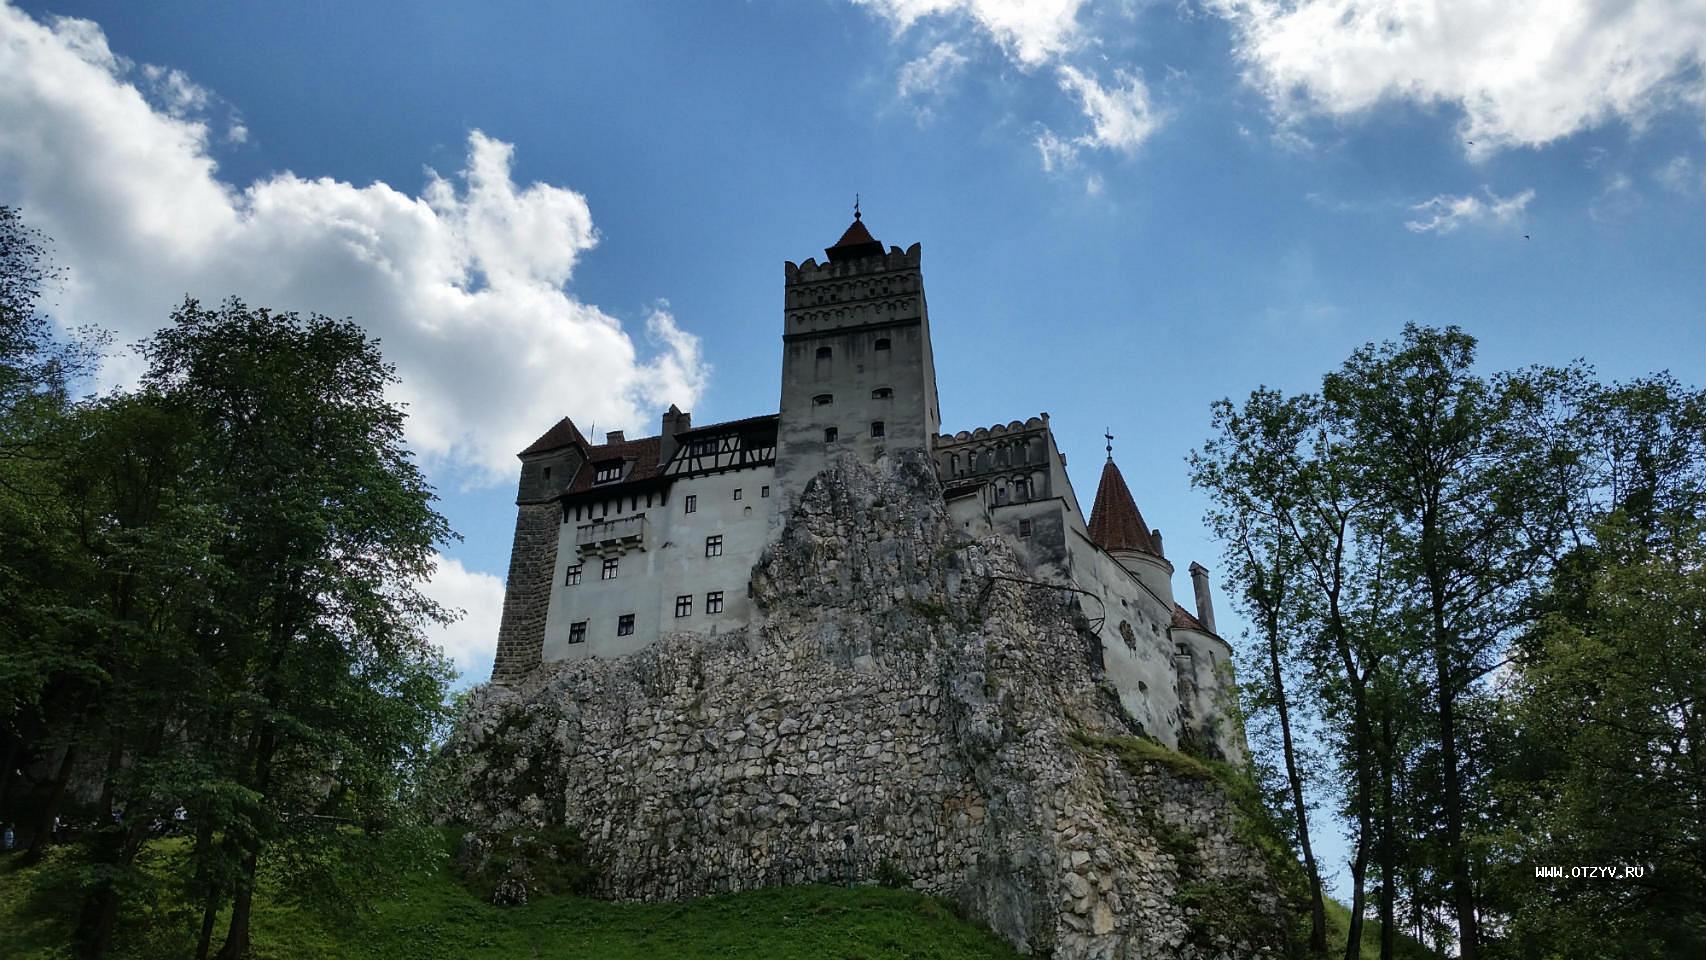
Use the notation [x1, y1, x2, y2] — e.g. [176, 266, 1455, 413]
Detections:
[2, 0, 1702, 886]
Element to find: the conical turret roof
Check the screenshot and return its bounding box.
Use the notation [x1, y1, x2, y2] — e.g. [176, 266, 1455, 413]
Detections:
[825, 213, 884, 262]
[1088, 457, 1162, 557]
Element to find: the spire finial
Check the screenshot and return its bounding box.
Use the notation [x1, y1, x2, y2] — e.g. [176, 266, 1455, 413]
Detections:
[1104, 427, 1114, 460]
[854, 193, 861, 220]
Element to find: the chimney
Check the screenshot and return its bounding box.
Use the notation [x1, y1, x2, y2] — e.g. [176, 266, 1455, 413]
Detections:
[606, 430, 625, 444]
[1188, 562, 1216, 634]
[1150, 528, 1164, 558]
[659, 404, 691, 465]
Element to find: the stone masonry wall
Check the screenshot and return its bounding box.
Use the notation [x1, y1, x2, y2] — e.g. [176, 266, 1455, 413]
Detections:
[448, 451, 1295, 958]
[489, 501, 559, 683]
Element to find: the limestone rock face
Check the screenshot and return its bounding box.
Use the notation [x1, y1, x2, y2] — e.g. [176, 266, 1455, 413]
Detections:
[444, 451, 1293, 958]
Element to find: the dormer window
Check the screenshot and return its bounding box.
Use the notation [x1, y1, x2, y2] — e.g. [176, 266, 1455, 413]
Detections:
[594, 463, 622, 484]
[812, 394, 833, 406]
[689, 439, 716, 456]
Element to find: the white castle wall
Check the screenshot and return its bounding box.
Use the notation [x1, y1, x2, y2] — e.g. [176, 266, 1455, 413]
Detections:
[541, 465, 777, 661]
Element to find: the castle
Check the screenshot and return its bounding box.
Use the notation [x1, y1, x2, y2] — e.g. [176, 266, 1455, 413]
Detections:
[489, 212, 1241, 758]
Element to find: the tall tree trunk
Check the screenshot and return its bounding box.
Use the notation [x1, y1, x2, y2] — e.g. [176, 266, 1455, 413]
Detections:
[1429, 575, 1480, 956]
[1377, 691, 1398, 960]
[1345, 808, 1370, 960]
[217, 723, 275, 960]
[1265, 596, 1327, 953]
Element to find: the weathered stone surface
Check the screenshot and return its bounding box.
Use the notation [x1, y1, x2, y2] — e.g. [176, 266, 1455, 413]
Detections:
[445, 451, 1291, 958]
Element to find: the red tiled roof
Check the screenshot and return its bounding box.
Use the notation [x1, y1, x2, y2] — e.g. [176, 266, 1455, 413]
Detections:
[1172, 604, 1211, 633]
[565, 435, 665, 494]
[519, 417, 587, 456]
[1087, 457, 1162, 557]
[825, 216, 884, 262]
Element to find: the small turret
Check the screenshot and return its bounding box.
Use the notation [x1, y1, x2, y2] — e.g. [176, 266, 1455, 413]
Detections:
[1087, 446, 1174, 603]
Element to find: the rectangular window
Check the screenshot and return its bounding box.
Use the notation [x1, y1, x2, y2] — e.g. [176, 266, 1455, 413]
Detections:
[706, 591, 724, 614]
[733, 488, 743, 501]
[705, 534, 723, 557]
[760, 485, 770, 498]
[565, 563, 582, 586]
[685, 494, 697, 514]
[870, 421, 885, 438]
[568, 620, 587, 644]
[1018, 519, 1033, 539]
[675, 594, 693, 618]
[601, 558, 618, 580]
[618, 614, 635, 636]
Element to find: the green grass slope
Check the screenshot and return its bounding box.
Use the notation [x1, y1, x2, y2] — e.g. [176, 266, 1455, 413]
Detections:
[0, 843, 1021, 960]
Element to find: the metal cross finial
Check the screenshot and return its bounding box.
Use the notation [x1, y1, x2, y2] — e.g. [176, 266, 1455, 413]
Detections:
[1105, 428, 1114, 460]
[854, 193, 861, 220]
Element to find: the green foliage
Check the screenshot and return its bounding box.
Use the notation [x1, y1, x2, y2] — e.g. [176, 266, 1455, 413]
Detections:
[873, 858, 912, 890]
[0, 840, 1021, 960]
[454, 826, 599, 901]
[0, 280, 457, 957]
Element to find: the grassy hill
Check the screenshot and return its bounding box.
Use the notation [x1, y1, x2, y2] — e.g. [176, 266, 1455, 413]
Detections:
[0, 838, 1020, 960]
[3, 836, 1440, 959]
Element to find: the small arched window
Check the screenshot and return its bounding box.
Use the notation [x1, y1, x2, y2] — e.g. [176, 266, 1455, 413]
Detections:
[816, 346, 832, 360]
[874, 337, 891, 351]
[812, 394, 833, 406]
[871, 387, 893, 400]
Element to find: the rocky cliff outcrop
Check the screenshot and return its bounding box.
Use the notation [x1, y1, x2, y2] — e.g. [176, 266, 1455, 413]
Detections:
[444, 451, 1298, 958]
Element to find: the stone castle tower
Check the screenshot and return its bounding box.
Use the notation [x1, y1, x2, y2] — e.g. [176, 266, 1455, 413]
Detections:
[774, 211, 941, 514]
[485, 211, 1241, 759]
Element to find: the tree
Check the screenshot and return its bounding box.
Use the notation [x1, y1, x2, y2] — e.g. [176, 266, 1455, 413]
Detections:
[1193, 387, 1330, 953]
[132, 298, 456, 959]
[1492, 376, 1706, 959]
[1321, 325, 1582, 958]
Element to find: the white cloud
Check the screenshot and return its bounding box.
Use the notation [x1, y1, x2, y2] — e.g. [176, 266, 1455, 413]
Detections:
[0, 4, 708, 484]
[852, 0, 1087, 67]
[1034, 128, 1080, 171]
[420, 554, 505, 676]
[1589, 173, 1642, 223]
[1657, 154, 1702, 194]
[1404, 187, 1534, 233]
[898, 41, 969, 99]
[1208, 0, 1706, 155]
[1056, 65, 1159, 153]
